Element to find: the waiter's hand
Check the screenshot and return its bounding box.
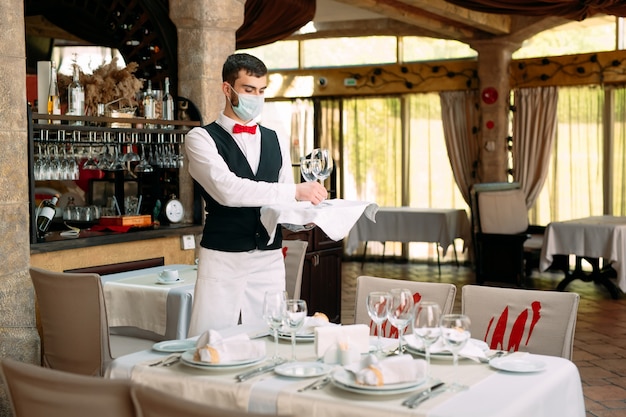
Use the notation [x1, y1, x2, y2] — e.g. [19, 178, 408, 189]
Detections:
[295, 182, 328, 205]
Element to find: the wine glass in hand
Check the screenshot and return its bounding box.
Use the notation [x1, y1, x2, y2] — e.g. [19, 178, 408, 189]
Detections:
[411, 301, 442, 381]
[387, 288, 415, 354]
[366, 291, 391, 356]
[263, 290, 287, 361]
[311, 148, 333, 184]
[440, 314, 471, 392]
[300, 157, 321, 182]
[283, 299, 307, 361]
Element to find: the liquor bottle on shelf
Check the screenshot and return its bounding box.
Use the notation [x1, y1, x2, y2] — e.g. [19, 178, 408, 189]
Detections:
[36, 195, 59, 240]
[162, 76, 174, 129]
[143, 79, 156, 127]
[47, 62, 60, 124]
[67, 59, 85, 125]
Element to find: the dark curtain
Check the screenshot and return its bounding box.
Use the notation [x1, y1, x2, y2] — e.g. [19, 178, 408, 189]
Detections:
[443, 0, 626, 20]
[237, 0, 316, 49]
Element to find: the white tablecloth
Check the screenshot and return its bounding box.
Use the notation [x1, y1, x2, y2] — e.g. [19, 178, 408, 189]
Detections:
[346, 207, 471, 256]
[539, 216, 626, 292]
[260, 199, 378, 244]
[107, 329, 585, 417]
[101, 265, 197, 340]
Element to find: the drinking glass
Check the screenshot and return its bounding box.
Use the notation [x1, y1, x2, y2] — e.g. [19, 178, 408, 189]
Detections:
[411, 301, 442, 381]
[440, 314, 471, 392]
[387, 288, 415, 354]
[310, 148, 333, 184]
[263, 290, 287, 360]
[366, 291, 391, 355]
[300, 157, 321, 182]
[283, 299, 307, 361]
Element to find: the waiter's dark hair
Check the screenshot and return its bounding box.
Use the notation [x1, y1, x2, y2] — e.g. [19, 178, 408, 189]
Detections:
[222, 53, 267, 85]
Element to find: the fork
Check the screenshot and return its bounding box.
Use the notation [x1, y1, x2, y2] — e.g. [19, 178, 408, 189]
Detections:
[479, 350, 506, 364]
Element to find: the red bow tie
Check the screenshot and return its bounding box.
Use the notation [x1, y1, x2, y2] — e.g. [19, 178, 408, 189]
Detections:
[233, 124, 257, 134]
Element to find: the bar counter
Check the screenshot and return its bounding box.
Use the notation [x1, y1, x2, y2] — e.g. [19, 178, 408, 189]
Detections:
[30, 223, 202, 254]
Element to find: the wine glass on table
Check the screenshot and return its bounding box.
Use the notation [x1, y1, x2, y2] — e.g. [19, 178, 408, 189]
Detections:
[366, 291, 391, 356]
[283, 299, 307, 361]
[440, 314, 471, 392]
[387, 288, 415, 355]
[411, 301, 442, 381]
[263, 290, 287, 361]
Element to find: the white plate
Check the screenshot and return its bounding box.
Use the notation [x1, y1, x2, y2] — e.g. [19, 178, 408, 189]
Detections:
[156, 278, 185, 285]
[278, 332, 315, 342]
[405, 337, 489, 359]
[180, 349, 265, 369]
[274, 361, 334, 378]
[489, 356, 547, 373]
[330, 368, 425, 395]
[152, 340, 196, 353]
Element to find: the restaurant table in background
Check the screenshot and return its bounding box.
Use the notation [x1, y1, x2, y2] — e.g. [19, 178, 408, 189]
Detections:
[540, 216, 626, 299]
[101, 264, 197, 341]
[346, 207, 471, 271]
[106, 325, 585, 417]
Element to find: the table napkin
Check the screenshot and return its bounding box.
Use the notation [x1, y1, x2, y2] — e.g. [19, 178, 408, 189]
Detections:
[260, 199, 378, 244]
[299, 316, 338, 334]
[195, 329, 265, 364]
[404, 334, 488, 361]
[315, 324, 369, 357]
[345, 354, 427, 386]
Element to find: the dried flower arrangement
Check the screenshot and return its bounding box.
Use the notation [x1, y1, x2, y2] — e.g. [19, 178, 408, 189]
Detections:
[58, 58, 144, 116]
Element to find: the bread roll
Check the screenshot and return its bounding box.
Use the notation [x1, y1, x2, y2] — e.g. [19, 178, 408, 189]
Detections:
[313, 312, 329, 322]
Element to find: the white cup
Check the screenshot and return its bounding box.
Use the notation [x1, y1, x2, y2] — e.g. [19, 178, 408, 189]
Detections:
[159, 269, 179, 282]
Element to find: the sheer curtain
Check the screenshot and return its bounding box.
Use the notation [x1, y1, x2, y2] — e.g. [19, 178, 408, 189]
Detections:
[530, 86, 604, 224]
[408, 93, 467, 209]
[341, 97, 402, 206]
[512, 86, 558, 209]
[613, 87, 626, 215]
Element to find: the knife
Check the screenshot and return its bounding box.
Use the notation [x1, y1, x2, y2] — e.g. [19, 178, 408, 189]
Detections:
[402, 381, 445, 407]
[235, 358, 286, 382]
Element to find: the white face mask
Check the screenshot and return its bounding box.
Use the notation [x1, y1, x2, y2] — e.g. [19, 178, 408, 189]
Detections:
[228, 85, 264, 122]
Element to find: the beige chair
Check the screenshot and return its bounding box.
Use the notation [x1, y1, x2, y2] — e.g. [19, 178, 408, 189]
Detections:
[131, 383, 292, 417]
[461, 285, 579, 359]
[283, 239, 308, 299]
[29, 266, 154, 377]
[354, 275, 456, 337]
[0, 358, 136, 417]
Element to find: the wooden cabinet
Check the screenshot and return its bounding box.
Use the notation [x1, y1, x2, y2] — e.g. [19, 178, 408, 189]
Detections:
[283, 227, 342, 323]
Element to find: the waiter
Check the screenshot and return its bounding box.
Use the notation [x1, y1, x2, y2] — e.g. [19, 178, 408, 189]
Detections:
[185, 53, 327, 335]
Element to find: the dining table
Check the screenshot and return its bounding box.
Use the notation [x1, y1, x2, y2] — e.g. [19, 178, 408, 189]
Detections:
[346, 207, 471, 271]
[106, 324, 585, 417]
[101, 264, 197, 341]
[539, 216, 625, 299]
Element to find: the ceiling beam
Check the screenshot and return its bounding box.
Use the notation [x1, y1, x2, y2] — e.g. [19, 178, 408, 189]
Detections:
[401, 0, 511, 35]
[328, 0, 499, 40]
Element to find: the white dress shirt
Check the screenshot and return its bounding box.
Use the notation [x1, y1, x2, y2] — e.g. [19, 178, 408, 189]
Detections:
[185, 112, 296, 207]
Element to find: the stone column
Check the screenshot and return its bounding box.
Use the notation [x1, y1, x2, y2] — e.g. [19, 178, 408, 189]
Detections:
[169, 0, 244, 222]
[0, 0, 41, 415]
[471, 39, 521, 183]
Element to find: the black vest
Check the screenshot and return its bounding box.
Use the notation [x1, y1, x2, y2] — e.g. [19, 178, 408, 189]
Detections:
[199, 122, 283, 252]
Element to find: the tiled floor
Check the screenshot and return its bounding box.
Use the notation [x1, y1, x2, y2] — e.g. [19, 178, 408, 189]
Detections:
[340, 259, 626, 417]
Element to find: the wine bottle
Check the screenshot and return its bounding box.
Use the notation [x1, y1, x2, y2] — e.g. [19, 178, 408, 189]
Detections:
[143, 79, 156, 128]
[47, 62, 60, 124]
[67, 61, 85, 125]
[36, 195, 59, 240]
[162, 76, 174, 129]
